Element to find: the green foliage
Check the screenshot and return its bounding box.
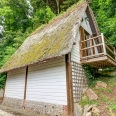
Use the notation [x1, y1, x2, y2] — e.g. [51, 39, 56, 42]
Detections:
[79, 95, 98, 107]
[30, 0, 60, 14]
[110, 103, 116, 111]
[0, 0, 56, 88]
[100, 94, 109, 102]
[32, 6, 56, 29]
[60, 0, 79, 11]
[36, 6, 55, 24]
[0, 73, 6, 88]
[0, 0, 115, 89]
[109, 108, 115, 116]
[80, 76, 116, 115]
[0, 0, 33, 32]
[91, 0, 116, 47]
[82, 64, 100, 84]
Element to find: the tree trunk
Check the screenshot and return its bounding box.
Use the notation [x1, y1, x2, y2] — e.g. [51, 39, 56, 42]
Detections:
[56, 0, 59, 14]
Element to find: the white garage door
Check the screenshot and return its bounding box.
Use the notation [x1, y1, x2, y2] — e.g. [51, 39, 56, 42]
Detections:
[5, 67, 26, 99]
[26, 57, 67, 105]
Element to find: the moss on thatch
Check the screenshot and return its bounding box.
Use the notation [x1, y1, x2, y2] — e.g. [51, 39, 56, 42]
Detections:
[0, 1, 88, 72]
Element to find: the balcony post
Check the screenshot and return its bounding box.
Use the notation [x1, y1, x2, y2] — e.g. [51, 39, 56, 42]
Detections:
[101, 33, 106, 55]
[114, 49, 116, 60]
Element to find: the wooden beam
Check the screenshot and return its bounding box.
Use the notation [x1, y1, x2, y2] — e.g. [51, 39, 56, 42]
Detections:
[81, 53, 104, 59]
[101, 33, 106, 55]
[22, 66, 28, 108]
[86, 7, 99, 35]
[80, 27, 87, 57]
[91, 35, 95, 55]
[79, 41, 82, 59]
[114, 49, 116, 60]
[81, 56, 108, 63]
[104, 37, 115, 50]
[80, 35, 101, 42]
[105, 45, 115, 57]
[65, 54, 74, 116]
[80, 43, 103, 51]
[81, 55, 116, 68]
[107, 54, 116, 65]
[80, 27, 85, 41]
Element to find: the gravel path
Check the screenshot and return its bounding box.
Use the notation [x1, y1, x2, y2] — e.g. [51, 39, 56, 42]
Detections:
[0, 105, 40, 116]
[0, 109, 15, 116]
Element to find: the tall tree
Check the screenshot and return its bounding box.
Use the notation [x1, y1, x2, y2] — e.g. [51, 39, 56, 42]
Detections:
[9, 0, 33, 32]
[56, 0, 60, 14]
[60, 0, 79, 11]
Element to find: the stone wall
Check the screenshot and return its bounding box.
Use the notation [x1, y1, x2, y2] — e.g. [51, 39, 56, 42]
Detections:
[2, 97, 68, 116]
[2, 97, 23, 108]
[24, 100, 68, 116]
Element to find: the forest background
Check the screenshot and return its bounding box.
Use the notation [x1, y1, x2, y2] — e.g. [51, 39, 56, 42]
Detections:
[0, 0, 116, 88]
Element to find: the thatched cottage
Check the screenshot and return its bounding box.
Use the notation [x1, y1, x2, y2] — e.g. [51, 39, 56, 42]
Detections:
[0, 1, 115, 116]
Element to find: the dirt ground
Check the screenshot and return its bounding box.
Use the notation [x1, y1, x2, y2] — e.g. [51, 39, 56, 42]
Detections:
[94, 77, 116, 116]
[0, 105, 40, 116]
[80, 76, 116, 116]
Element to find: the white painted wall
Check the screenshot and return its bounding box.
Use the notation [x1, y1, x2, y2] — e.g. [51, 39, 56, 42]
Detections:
[71, 12, 92, 63]
[71, 30, 80, 63]
[26, 57, 67, 105]
[5, 67, 26, 99]
[81, 12, 92, 34]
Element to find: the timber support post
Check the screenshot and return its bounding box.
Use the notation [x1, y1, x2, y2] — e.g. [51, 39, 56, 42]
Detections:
[22, 66, 28, 108]
[65, 54, 74, 116]
[101, 33, 106, 55]
[114, 49, 116, 60]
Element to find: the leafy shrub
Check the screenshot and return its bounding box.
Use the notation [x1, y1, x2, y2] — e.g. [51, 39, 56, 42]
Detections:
[0, 73, 6, 88]
[82, 64, 100, 84]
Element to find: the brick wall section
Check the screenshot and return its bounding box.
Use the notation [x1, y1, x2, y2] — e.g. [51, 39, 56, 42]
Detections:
[2, 97, 23, 108]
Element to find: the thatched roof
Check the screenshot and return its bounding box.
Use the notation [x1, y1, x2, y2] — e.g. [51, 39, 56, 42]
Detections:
[0, 1, 89, 73]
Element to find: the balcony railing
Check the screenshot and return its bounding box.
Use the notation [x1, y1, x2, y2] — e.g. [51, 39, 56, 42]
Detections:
[80, 33, 116, 67]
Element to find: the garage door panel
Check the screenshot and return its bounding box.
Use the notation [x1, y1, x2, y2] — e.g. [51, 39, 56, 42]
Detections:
[26, 57, 67, 105]
[5, 67, 26, 99]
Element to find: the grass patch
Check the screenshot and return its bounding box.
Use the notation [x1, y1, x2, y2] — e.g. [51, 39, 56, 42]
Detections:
[106, 88, 112, 94]
[80, 75, 116, 115]
[97, 87, 112, 94]
[110, 83, 116, 87]
[79, 95, 98, 107]
[99, 94, 109, 102]
[109, 108, 115, 116]
[88, 75, 116, 87]
[110, 103, 116, 111]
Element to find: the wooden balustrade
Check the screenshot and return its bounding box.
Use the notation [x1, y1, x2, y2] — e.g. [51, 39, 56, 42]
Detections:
[80, 33, 116, 68]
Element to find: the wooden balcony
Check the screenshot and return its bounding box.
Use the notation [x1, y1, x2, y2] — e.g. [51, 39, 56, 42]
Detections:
[80, 33, 116, 68]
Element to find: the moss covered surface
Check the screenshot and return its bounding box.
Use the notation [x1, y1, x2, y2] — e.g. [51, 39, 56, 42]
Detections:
[0, 1, 87, 72]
